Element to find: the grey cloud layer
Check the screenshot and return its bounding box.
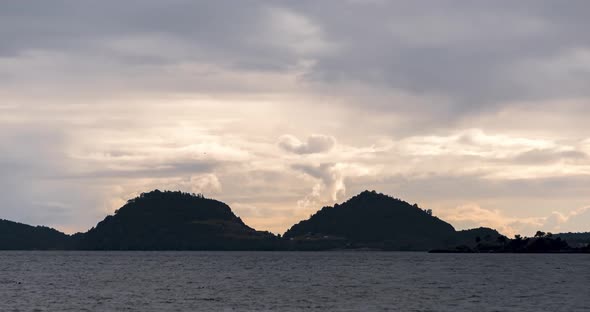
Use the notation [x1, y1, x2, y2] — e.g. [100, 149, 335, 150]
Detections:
[3, 1, 589, 109]
[278, 135, 336, 154]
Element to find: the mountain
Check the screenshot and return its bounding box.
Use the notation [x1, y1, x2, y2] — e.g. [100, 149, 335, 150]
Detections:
[283, 190, 457, 250]
[554, 232, 590, 248]
[1, 189, 587, 252]
[453, 227, 503, 247]
[0, 219, 72, 250]
[78, 190, 278, 250]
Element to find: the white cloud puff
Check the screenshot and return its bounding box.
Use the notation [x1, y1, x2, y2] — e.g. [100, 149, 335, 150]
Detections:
[278, 134, 336, 154]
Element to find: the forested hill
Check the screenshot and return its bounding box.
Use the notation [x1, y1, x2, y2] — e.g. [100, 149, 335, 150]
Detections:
[283, 190, 458, 250]
[77, 190, 278, 250]
[0, 190, 588, 252]
[0, 219, 72, 250]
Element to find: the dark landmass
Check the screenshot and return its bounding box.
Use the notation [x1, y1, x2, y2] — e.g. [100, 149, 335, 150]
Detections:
[283, 191, 457, 251]
[554, 232, 590, 248]
[78, 190, 278, 250]
[431, 231, 589, 253]
[0, 189, 588, 252]
[1, 190, 278, 251]
[0, 219, 72, 250]
[451, 227, 503, 249]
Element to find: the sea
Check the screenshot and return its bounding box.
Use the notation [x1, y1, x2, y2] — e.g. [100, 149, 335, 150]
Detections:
[1, 251, 588, 311]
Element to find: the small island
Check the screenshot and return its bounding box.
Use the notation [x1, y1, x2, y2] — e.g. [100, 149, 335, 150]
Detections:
[430, 231, 590, 253]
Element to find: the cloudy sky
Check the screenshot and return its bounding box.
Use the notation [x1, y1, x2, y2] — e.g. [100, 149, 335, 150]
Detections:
[1, 0, 589, 236]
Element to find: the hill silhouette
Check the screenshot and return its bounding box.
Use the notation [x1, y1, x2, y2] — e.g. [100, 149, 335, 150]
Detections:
[453, 227, 503, 247]
[283, 191, 457, 250]
[432, 231, 577, 253]
[78, 190, 278, 250]
[0, 189, 588, 252]
[0, 219, 72, 250]
[554, 232, 590, 248]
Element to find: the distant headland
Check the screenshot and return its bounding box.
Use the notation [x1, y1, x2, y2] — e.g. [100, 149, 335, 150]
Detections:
[1, 190, 589, 252]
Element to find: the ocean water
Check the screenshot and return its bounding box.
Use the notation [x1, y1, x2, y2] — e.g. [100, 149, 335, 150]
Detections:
[0, 251, 588, 311]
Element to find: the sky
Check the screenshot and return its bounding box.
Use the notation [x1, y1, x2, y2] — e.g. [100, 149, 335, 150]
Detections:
[1, 0, 589, 236]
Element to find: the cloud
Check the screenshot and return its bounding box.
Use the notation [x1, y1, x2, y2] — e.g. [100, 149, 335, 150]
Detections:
[439, 203, 590, 237]
[543, 206, 590, 233]
[292, 163, 346, 203]
[153, 174, 223, 196]
[263, 7, 336, 56]
[512, 149, 587, 164]
[278, 134, 336, 154]
[400, 128, 559, 158]
[1, 1, 590, 235]
[2, 1, 588, 112]
[291, 161, 377, 212]
[439, 204, 543, 237]
[188, 174, 222, 194]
